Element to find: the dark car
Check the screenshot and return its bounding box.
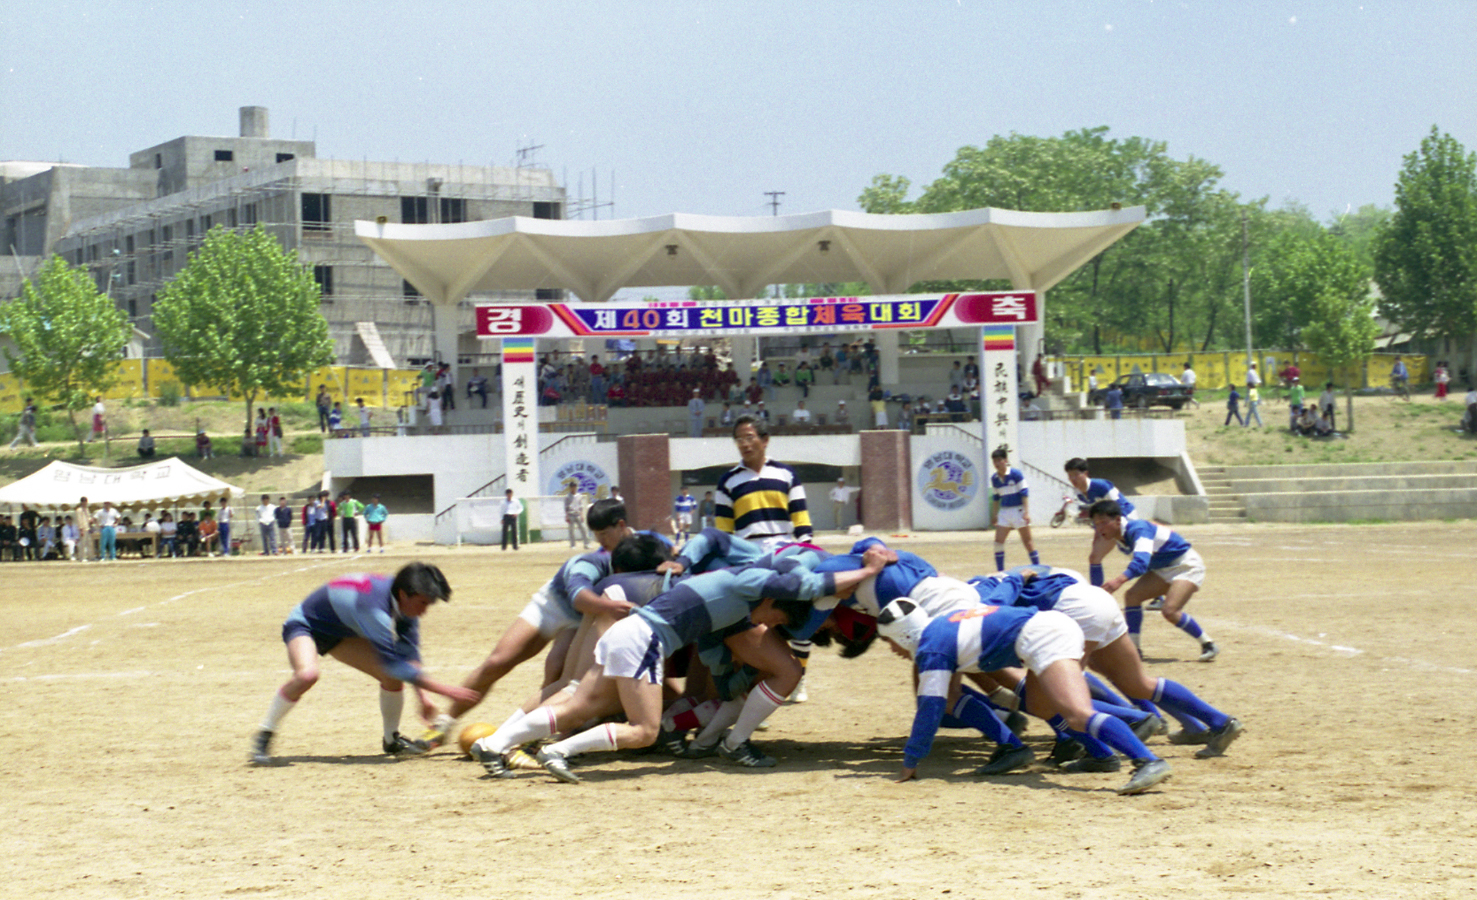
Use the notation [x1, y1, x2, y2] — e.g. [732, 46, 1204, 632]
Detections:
[1089, 372, 1193, 410]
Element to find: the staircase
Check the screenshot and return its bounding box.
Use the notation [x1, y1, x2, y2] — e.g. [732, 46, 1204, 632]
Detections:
[354, 321, 399, 369]
[1197, 466, 1247, 523]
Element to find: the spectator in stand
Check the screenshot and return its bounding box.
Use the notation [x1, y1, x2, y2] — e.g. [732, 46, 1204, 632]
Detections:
[944, 390, 968, 422]
[606, 381, 626, 407]
[1032, 355, 1050, 396]
[774, 363, 791, 393]
[468, 370, 489, 408]
[137, 429, 157, 459]
[949, 361, 964, 393]
[819, 344, 835, 383]
[687, 388, 706, 438]
[835, 399, 850, 428]
[963, 358, 980, 383]
[794, 360, 814, 398]
[870, 384, 889, 428]
[758, 361, 775, 402]
[196, 428, 213, 459]
[589, 355, 607, 404]
[755, 400, 771, 422]
[898, 400, 915, 433]
[792, 400, 812, 425]
[438, 363, 456, 411]
[720, 402, 735, 426]
[745, 377, 764, 405]
[834, 343, 848, 383]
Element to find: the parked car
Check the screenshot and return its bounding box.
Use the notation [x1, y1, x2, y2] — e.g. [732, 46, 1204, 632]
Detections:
[1088, 372, 1193, 410]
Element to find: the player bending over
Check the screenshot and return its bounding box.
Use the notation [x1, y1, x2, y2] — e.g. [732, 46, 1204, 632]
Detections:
[250, 562, 479, 765]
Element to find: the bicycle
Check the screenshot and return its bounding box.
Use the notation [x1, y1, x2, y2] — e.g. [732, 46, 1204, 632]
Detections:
[1388, 375, 1411, 402]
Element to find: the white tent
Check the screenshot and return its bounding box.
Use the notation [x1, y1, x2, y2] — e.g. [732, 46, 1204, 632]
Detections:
[0, 458, 244, 511]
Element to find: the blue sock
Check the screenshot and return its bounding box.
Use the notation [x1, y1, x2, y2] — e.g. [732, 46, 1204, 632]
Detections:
[1084, 672, 1130, 707]
[1029, 550, 1040, 565]
[1153, 678, 1228, 731]
[1175, 614, 1204, 640]
[1130, 697, 1160, 716]
[1092, 699, 1149, 725]
[1089, 564, 1104, 587]
[994, 551, 1005, 570]
[1124, 605, 1144, 636]
[951, 693, 1024, 747]
[1049, 714, 1114, 759]
[1087, 711, 1158, 761]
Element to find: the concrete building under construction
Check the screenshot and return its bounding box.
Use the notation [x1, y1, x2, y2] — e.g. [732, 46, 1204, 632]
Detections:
[1, 106, 566, 366]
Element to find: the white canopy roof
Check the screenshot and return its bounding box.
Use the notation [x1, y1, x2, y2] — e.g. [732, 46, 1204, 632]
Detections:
[0, 458, 244, 512]
[355, 206, 1145, 304]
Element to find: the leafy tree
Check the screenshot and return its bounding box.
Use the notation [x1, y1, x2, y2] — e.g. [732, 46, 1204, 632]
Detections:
[153, 225, 333, 437]
[0, 255, 130, 450]
[1301, 259, 1381, 432]
[1250, 229, 1370, 351]
[1327, 203, 1391, 272]
[1374, 127, 1477, 366]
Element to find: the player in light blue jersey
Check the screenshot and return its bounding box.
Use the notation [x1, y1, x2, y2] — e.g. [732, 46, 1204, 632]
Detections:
[876, 596, 1172, 795]
[1090, 499, 1218, 662]
[672, 489, 698, 544]
[471, 546, 891, 782]
[250, 562, 479, 765]
[1061, 458, 1141, 591]
[975, 567, 1243, 753]
[989, 448, 1039, 570]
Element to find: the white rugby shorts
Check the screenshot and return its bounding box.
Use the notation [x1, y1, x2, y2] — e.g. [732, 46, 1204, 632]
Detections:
[995, 505, 1028, 529]
[1013, 609, 1086, 674]
[1051, 582, 1128, 647]
[594, 615, 665, 684]
[1151, 548, 1206, 588]
[909, 576, 986, 618]
[517, 579, 582, 638]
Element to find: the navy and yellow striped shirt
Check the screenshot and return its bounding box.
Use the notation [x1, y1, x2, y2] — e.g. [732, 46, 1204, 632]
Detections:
[714, 459, 812, 543]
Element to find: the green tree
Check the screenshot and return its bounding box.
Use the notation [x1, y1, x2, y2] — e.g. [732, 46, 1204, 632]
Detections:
[153, 225, 333, 438]
[1301, 274, 1381, 433]
[0, 255, 130, 450]
[1250, 229, 1371, 351]
[1374, 127, 1477, 367]
[1327, 203, 1391, 272]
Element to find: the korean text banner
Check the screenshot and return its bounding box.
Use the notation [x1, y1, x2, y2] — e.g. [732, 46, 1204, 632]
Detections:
[476, 292, 1038, 339]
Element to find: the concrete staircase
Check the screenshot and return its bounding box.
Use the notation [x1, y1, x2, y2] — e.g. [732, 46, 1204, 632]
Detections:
[1198, 466, 1247, 523]
[1212, 461, 1477, 523]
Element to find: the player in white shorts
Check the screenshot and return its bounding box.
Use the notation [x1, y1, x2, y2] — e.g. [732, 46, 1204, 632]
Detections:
[988, 448, 1039, 570]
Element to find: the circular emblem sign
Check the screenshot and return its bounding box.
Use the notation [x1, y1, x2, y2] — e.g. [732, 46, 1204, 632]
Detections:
[547, 460, 611, 498]
[917, 450, 979, 511]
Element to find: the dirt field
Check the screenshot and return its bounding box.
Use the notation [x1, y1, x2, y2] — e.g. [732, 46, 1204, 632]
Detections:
[2, 523, 1473, 899]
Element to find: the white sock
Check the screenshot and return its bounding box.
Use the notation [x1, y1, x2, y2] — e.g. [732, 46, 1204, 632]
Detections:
[693, 699, 744, 748]
[547, 722, 618, 758]
[498, 706, 524, 732]
[380, 688, 405, 741]
[487, 707, 557, 755]
[724, 681, 786, 749]
[261, 689, 296, 732]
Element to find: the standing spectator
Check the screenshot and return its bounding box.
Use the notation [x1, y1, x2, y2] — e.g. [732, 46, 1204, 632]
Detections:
[89, 397, 105, 443]
[1224, 385, 1244, 426]
[589, 355, 607, 404]
[898, 400, 915, 433]
[949, 361, 964, 393]
[356, 398, 372, 437]
[9, 397, 38, 449]
[1032, 355, 1049, 397]
[1245, 361, 1261, 393]
[328, 402, 343, 434]
[437, 363, 456, 411]
[217, 493, 234, 557]
[136, 429, 156, 459]
[256, 494, 277, 556]
[819, 344, 835, 383]
[1434, 362, 1450, 400]
[1181, 361, 1199, 408]
[830, 477, 855, 531]
[96, 500, 120, 561]
[363, 494, 388, 553]
[687, 388, 706, 437]
[869, 384, 889, 428]
[500, 489, 522, 551]
[791, 400, 812, 424]
[75, 497, 93, 562]
[274, 497, 294, 555]
[268, 408, 284, 457]
[468, 370, 489, 408]
[321, 490, 338, 553]
[1320, 382, 1338, 431]
[963, 358, 980, 383]
[698, 490, 716, 530]
[316, 387, 333, 433]
[563, 484, 590, 549]
[195, 428, 213, 459]
[426, 390, 444, 431]
[1287, 378, 1305, 432]
[338, 490, 363, 553]
[1105, 383, 1124, 420]
[1244, 384, 1264, 427]
[254, 409, 269, 456]
[758, 361, 775, 402]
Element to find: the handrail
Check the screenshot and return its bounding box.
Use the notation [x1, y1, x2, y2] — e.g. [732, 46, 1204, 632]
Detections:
[432, 431, 599, 525]
[922, 422, 1077, 499]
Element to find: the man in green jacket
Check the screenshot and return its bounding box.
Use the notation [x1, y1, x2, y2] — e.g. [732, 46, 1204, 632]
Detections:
[338, 490, 365, 553]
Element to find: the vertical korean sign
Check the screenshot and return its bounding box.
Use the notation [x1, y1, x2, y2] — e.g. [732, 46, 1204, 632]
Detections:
[979, 300, 1028, 462]
[499, 336, 540, 510]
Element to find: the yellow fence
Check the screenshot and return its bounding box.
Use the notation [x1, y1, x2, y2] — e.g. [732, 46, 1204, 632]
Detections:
[1057, 351, 1429, 392]
[0, 362, 424, 414]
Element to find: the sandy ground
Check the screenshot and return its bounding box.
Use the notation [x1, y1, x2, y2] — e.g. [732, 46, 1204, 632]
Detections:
[1, 523, 1473, 899]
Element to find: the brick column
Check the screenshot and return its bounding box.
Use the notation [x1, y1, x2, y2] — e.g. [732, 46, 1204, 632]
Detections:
[858, 430, 912, 531]
[617, 433, 671, 533]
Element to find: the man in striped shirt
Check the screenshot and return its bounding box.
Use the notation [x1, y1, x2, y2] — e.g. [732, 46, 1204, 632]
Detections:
[715, 414, 814, 701]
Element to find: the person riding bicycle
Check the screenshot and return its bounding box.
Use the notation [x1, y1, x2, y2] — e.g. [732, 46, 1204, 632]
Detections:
[1390, 356, 1410, 399]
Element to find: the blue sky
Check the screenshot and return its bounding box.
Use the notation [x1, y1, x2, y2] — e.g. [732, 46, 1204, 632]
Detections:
[2, 1, 1473, 223]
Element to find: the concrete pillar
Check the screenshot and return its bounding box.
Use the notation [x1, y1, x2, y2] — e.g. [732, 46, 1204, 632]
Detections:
[239, 106, 269, 138]
[859, 430, 912, 531]
[617, 433, 671, 533]
[730, 335, 756, 376]
[875, 329, 900, 385]
[433, 303, 460, 385]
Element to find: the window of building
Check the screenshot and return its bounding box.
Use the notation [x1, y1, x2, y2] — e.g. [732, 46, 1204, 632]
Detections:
[314, 265, 334, 298]
[186, 219, 195, 241]
[202, 214, 212, 232]
[401, 196, 429, 224]
[126, 260, 136, 285]
[533, 201, 562, 220]
[128, 299, 138, 317]
[215, 149, 234, 162]
[302, 193, 331, 231]
[227, 208, 238, 228]
[403, 279, 421, 301]
[276, 153, 294, 163]
[243, 204, 257, 226]
[154, 153, 162, 169]
[440, 197, 467, 223]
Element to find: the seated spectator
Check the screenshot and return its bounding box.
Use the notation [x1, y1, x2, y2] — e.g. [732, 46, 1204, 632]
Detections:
[899, 400, 915, 433]
[17, 515, 38, 561]
[792, 400, 812, 424]
[36, 517, 56, 560]
[755, 401, 771, 422]
[159, 513, 178, 557]
[143, 513, 162, 557]
[175, 512, 200, 557]
[0, 515, 16, 560]
[606, 382, 626, 407]
[835, 399, 850, 427]
[794, 361, 814, 398]
[61, 516, 79, 561]
[195, 429, 213, 459]
[945, 390, 968, 422]
[137, 429, 157, 459]
[774, 363, 791, 388]
[199, 515, 219, 556]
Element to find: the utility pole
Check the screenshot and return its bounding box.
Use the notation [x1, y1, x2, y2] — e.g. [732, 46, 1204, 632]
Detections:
[1241, 210, 1254, 372]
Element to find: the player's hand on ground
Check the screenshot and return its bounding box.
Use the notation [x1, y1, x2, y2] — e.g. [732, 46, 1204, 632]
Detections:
[894, 767, 917, 783]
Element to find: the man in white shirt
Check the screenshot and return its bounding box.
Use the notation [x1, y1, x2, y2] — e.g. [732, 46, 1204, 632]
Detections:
[256, 494, 278, 556]
[61, 516, 80, 560]
[1181, 362, 1198, 407]
[830, 477, 855, 531]
[500, 489, 523, 551]
[791, 400, 812, 424]
[216, 495, 234, 558]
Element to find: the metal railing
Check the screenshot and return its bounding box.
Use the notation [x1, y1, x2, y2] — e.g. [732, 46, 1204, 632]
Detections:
[431, 432, 600, 527]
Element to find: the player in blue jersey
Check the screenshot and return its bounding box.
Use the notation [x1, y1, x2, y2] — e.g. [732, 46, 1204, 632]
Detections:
[1089, 499, 1218, 662]
[250, 562, 479, 765]
[974, 567, 1243, 753]
[1059, 457, 1142, 590]
[989, 448, 1039, 571]
[470, 547, 890, 783]
[420, 500, 668, 748]
[673, 489, 698, 544]
[876, 596, 1172, 795]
